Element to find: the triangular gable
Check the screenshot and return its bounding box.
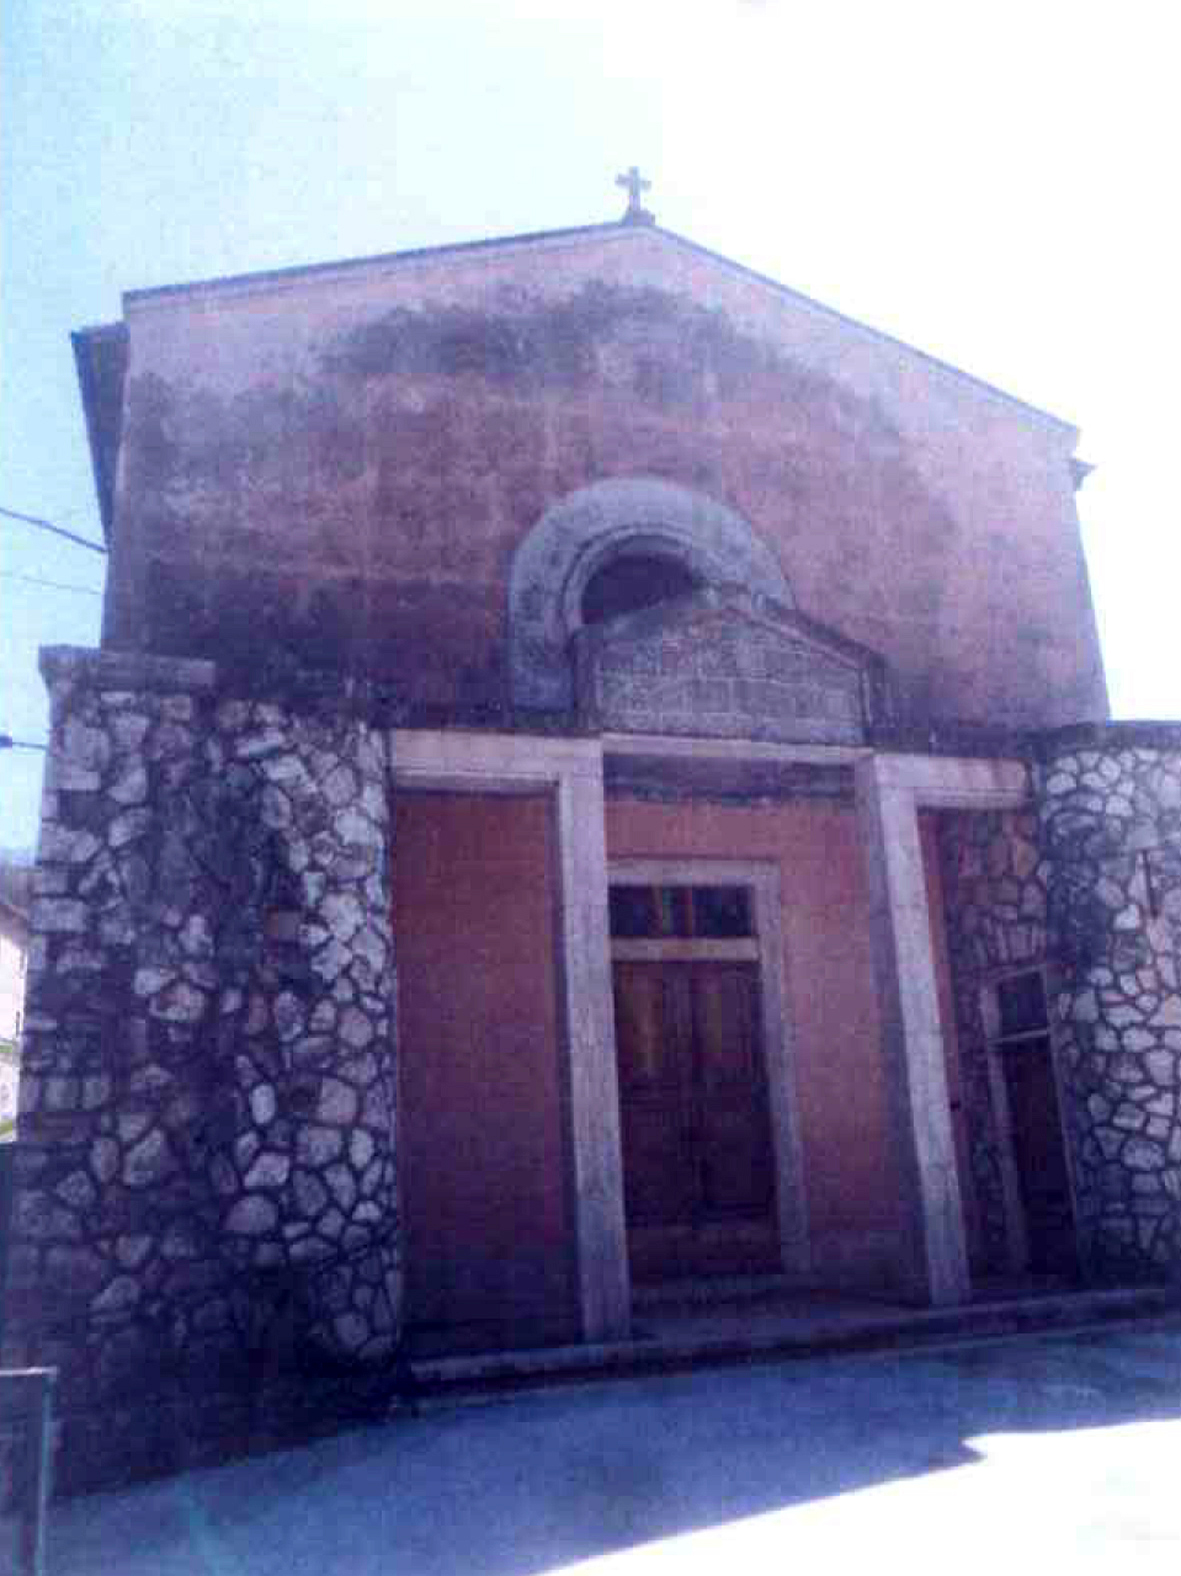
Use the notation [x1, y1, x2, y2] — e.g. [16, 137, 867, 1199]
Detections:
[574, 588, 887, 746]
[117, 220, 1075, 438]
[75, 216, 1080, 544]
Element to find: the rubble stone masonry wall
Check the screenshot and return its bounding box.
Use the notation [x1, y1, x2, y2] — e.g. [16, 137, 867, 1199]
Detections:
[1036, 727, 1181, 1282]
[1, 646, 400, 1490]
[939, 727, 1181, 1286]
[937, 805, 1050, 1275]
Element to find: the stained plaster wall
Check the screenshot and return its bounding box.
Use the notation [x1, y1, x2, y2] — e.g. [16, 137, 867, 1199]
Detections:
[98, 225, 1104, 729]
[1, 646, 400, 1491]
[392, 790, 576, 1353]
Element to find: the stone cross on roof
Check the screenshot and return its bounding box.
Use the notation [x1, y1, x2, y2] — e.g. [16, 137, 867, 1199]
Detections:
[615, 165, 654, 226]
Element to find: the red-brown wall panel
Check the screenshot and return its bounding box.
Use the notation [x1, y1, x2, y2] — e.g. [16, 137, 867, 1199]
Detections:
[391, 790, 576, 1351]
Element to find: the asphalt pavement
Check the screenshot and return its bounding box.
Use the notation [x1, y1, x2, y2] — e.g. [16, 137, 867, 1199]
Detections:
[34, 1317, 1181, 1573]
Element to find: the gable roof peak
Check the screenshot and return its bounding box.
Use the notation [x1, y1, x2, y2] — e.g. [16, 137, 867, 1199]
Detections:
[114, 215, 1077, 436]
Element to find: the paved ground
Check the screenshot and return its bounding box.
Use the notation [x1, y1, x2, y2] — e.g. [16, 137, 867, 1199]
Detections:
[33, 1319, 1181, 1573]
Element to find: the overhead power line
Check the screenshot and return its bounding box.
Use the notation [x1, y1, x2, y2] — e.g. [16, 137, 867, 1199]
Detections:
[0, 505, 107, 555]
[1, 570, 102, 597]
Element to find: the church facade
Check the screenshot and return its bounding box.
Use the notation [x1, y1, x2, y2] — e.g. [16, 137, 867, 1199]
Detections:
[7, 192, 1181, 1487]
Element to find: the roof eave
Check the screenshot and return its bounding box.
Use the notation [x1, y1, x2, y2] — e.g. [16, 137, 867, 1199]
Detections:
[72, 323, 128, 543]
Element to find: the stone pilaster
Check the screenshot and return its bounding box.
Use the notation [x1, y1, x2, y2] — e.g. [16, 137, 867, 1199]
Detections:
[855, 755, 972, 1306]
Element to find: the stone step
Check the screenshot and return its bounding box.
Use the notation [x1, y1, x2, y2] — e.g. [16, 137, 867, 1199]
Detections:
[407, 1284, 1179, 1407]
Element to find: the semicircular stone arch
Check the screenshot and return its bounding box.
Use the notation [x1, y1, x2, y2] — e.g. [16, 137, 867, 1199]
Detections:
[509, 476, 793, 712]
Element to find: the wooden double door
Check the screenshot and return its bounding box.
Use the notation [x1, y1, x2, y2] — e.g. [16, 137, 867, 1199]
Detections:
[612, 959, 779, 1282]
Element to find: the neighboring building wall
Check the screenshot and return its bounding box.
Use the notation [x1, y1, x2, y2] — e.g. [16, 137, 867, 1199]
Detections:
[94, 226, 1104, 729]
[0, 1049, 17, 1134]
[391, 790, 576, 1352]
[1037, 727, 1181, 1282]
[937, 804, 1050, 1275]
[604, 795, 904, 1290]
[2, 646, 400, 1490]
[0, 906, 25, 1134]
[0, 904, 27, 1042]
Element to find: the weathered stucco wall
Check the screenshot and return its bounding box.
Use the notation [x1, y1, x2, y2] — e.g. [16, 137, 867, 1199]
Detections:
[391, 790, 576, 1353]
[99, 225, 1105, 729]
[1, 647, 400, 1490]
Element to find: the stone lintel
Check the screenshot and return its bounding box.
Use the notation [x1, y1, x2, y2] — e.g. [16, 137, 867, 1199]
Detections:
[1034, 719, 1181, 759]
[869, 753, 1028, 805]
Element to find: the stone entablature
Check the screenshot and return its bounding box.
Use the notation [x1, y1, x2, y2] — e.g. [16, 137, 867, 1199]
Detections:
[575, 590, 885, 746]
[3, 646, 399, 1488]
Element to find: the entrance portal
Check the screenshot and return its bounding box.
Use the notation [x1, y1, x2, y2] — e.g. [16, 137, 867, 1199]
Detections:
[609, 883, 779, 1282]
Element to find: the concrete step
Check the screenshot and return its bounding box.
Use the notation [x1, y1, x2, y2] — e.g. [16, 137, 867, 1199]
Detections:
[407, 1284, 1179, 1407]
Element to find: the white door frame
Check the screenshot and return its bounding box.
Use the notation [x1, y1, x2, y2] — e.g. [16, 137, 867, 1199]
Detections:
[607, 857, 811, 1278]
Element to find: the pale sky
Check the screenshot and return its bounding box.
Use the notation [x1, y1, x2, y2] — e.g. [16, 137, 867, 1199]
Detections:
[2, 0, 1179, 851]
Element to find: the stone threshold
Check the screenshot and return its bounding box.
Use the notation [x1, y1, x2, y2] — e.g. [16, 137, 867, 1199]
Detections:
[409, 1284, 1179, 1401]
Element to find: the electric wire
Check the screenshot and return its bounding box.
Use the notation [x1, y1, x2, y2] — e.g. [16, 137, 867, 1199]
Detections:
[0, 504, 107, 554]
[1, 571, 102, 597]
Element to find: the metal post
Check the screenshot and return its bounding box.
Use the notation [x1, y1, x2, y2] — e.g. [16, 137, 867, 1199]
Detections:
[0, 1142, 18, 1358]
[3, 1368, 57, 1576]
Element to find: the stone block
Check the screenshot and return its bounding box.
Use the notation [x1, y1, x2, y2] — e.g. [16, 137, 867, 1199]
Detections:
[109, 809, 152, 849]
[331, 808, 382, 849]
[1124, 1137, 1164, 1171]
[110, 714, 150, 752]
[123, 1129, 175, 1187]
[235, 728, 286, 759]
[32, 897, 87, 933]
[150, 982, 208, 1024]
[133, 966, 175, 998]
[224, 1195, 278, 1236]
[244, 1152, 290, 1190]
[92, 1276, 141, 1316]
[109, 765, 148, 805]
[318, 1078, 358, 1125]
[249, 1084, 277, 1126]
[62, 718, 110, 772]
[295, 1125, 343, 1167]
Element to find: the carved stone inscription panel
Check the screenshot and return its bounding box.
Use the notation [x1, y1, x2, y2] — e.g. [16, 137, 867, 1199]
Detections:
[583, 605, 868, 746]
